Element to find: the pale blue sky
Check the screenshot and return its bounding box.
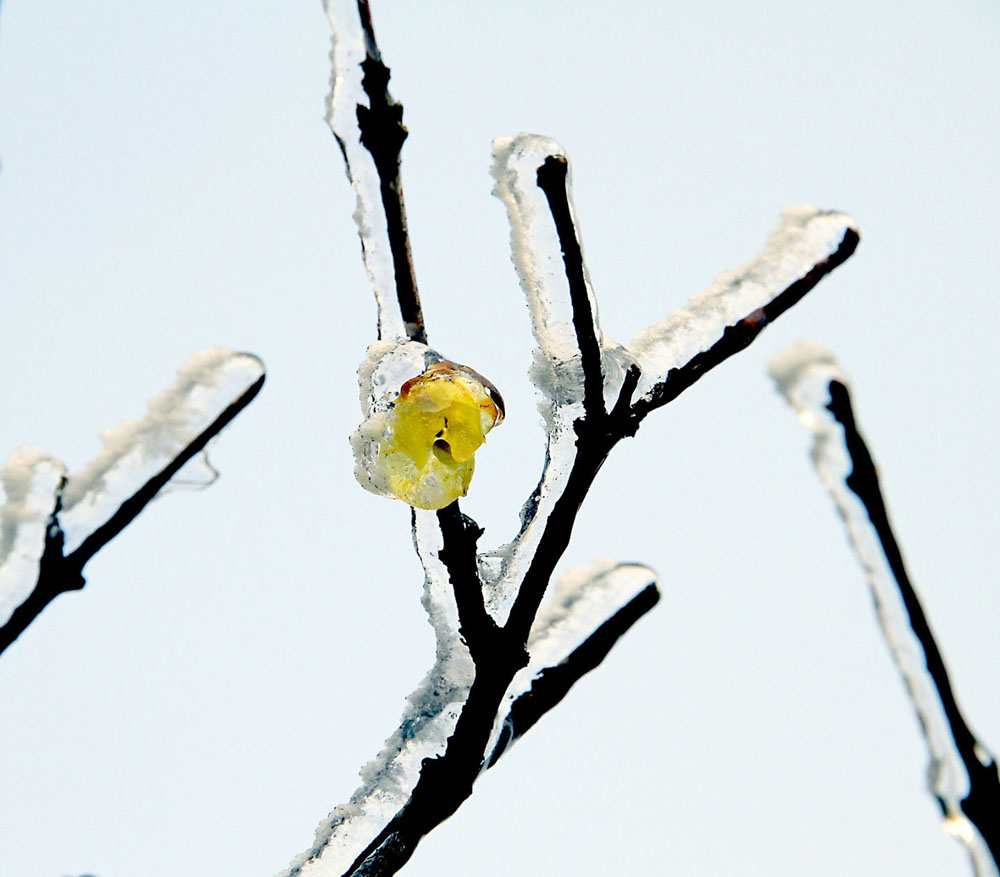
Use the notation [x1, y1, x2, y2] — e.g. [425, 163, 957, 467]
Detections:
[1, 2, 998, 875]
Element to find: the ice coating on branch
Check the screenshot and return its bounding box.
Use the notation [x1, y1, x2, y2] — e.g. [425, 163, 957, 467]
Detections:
[486, 560, 657, 762]
[0, 448, 66, 628]
[483, 134, 635, 620]
[525, 559, 656, 664]
[491, 133, 633, 414]
[631, 206, 857, 400]
[351, 342, 503, 509]
[57, 348, 264, 555]
[491, 134, 599, 373]
[768, 340, 847, 447]
[324, 0, 408, 341]
[282, 509, 474, 877]
[769, 342, 998, 877]
[284, 650, 472, 877]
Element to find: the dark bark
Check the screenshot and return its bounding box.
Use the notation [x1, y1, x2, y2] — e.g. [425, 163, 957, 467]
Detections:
[826, 379, 1000, 867]
[0, 373, 265, 657]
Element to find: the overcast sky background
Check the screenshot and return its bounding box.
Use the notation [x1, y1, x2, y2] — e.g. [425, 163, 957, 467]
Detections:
[1, 2, 998, 875]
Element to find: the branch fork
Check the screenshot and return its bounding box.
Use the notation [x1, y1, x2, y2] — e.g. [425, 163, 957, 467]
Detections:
[293, 3, 861, 875]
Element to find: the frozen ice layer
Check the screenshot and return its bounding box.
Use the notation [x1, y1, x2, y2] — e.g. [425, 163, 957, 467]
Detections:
[282, 652, 471, 877]
[525, 558, 656, 665]
[631, 206, 858, 400]
[769, 342, 998, 877]
[486, 559, 657, 763]
[491, 133, 617, 407]
[0, 448, 66, 628]
[58, 348, 264, 555]
[283, 510, 476, 877]
[324, 0, 410, 342]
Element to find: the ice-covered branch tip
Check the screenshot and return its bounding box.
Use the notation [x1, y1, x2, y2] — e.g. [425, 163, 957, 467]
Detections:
[324, 0, 424, 343]
[487, 560, 659, 766]
[630, 206, 859, 415]
[490, 134, 635, 417]
[0, 347, 265, 656]
[770, 341, 1000, 876]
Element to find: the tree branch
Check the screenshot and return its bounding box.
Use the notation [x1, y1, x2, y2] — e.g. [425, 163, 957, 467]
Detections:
[632, 219, 859, 422]
[770, 342, 1000, 874]
[325, 0, 425, 343]
[488, 579, 660, 768]
[826, 379, 1000, 870]
[535, 155, 606, 421]
[0, 352, 264, 657]
[311, 5, 863, 874]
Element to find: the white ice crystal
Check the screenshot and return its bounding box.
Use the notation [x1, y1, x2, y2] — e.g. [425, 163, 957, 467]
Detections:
[631, 206, 857, 400]
[0, 448, 66, 628]
[486, 559, 657, 763]
[58, 348, 264, 555]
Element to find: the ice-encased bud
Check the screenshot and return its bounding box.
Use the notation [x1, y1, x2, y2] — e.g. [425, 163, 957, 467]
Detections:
[353, 360, 504, 510]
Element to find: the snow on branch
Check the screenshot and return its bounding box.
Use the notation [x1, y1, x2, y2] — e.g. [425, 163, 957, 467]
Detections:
[0, 348, 264, 657]
[297, 3, 861, 875]
[770, 341, 1000, 876]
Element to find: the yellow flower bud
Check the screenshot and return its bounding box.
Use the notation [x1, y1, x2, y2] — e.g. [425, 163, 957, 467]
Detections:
[373, 362, 504, 510]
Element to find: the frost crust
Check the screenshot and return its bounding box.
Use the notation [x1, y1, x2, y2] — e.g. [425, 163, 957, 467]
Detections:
[631, 206, 857, 399]
[0, 448, 66, 627]
[59, 348, 264, 554]
[769, 341, 994, 873]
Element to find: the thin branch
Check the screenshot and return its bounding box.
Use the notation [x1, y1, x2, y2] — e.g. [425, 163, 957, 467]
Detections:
[825, 379, 1000, 870]
[770, 342, 999, 875]
[488, 581, 660, 768]
[632, 224, 859, 422]
[0, 365, 265, 658]
[485, 136, 619, 617]
[435, 504, 502, 663]
[325, 0, 425, 343]
[535, 155, 606, 421]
